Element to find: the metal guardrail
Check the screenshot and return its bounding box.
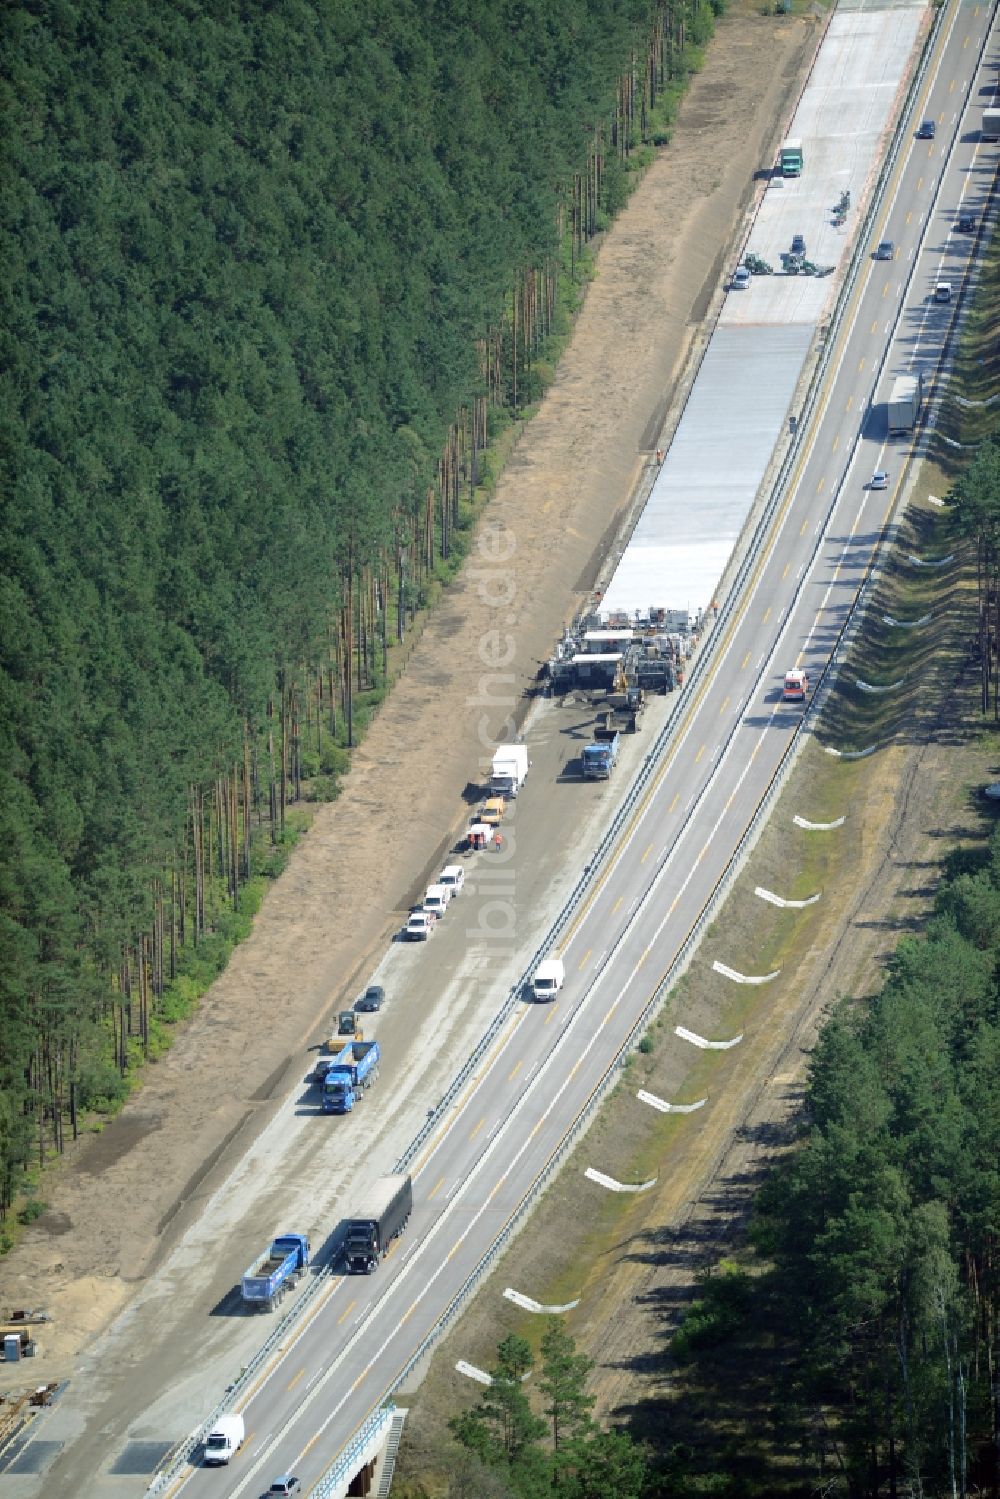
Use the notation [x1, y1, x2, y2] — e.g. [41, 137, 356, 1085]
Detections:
[151, 10, 962, 1495]
[311, 1405, 395, 1499]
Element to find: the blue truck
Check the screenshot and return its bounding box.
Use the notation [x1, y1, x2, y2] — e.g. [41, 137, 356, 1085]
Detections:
[241, 1232, 310, 1310]
[322, 1039, 381, 1113]
[582, 732, 619, 779]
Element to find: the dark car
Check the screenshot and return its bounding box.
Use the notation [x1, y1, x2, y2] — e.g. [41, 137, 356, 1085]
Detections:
[356, 984, 384, 1013]
[956, 212, 976, 232]
[916, 119, 936, 140]
[790, 233, 806, 255]
[874, 240, 895, 261]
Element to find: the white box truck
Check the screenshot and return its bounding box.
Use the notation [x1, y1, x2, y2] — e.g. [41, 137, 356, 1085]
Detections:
[490, 744, 529, 797]
[204, 1413, 245, 1465]
[887, 373, 922, 435]
[982, 107, 1000, 142]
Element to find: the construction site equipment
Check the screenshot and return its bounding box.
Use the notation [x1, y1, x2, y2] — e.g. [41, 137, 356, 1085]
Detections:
[744, 253, 773, 275]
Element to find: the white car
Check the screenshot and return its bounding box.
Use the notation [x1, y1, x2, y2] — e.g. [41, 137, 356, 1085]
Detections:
[731, 265, 751, 290]
[405, 911, 435, 941]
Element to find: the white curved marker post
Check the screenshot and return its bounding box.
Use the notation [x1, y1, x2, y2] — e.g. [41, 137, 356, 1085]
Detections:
[823, 743, 877, 760]
[637, 1089, 707, 1114]
[793, 814, 845, 831]
[712, 960, 779, 985]
[584, 1168, 656, 1193]
[503, 1288, 580, 1314]
[675, 1025, 743, 1050]
[754, 886, 821, 908]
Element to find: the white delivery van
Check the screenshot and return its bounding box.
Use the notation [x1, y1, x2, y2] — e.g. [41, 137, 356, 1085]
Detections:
[424, 883, 450, 918]
[438, 865, 465, 897]
[532, 958, 565, 1001]
[204, 1413, 245, 1465]
[934, 281, 952, 303]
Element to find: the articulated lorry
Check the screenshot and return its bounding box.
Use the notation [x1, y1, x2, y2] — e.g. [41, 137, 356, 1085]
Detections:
[345, 1173, 413, 1273]
[982, 107, 1000, 141]
[241, 1232, 310, 1310]
[322, 1039, 380, 1113]
[490, 743, 529, 797]
[582, 733, 619, 780]
[887, 372, 922, 435]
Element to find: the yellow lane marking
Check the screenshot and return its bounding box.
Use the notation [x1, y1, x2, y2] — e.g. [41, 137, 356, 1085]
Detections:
[469, 1117, 485, 1140]
[858, 357, 866, 371]
[641, 842, 653, 862]
[846, 396, 853, 410]
[508, 1060, 522, 1082]
[871, 320, 877, 334]
[917, 176, 923, 191]
[287, 1367, 305, 1392]
[762, 606, 771, 623]
[605, 1000, 619, 1023]
[906, 210, 912, 225]
[578, 947, 592, 970]
[428, 1177, 445, 1200]
[669, 792, 680, 812]
[782, 562, 790, 579]
[337, 1299, 356, 1325]
[543, 1003, 559, 1025]
[612, 896, 623, 912]
[740, 652, 750, 669]
[832, 434, 840, 449]
[719, 695, 730, 714]
[883, 283, 889, 297]
[800, 520, 808, 535]
[694, 744, 705, 763]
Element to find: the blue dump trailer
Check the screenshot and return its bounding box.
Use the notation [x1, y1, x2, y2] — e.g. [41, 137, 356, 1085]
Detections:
[582, 732, 619, 780]
[241, 1232, 310, 1310]
[322, 1039, 381, 1113]
[345, 1174, 413, 1274]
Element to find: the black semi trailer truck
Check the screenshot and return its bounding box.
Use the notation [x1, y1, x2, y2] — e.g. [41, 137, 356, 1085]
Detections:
[344, 1173, 413, 1274]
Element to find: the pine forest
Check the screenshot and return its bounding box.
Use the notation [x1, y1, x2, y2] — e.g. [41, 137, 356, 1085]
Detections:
[0, 0, 717, 1217]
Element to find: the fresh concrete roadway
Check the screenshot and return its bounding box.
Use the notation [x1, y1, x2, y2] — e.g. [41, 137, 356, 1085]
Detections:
[158, 5, 998, 1496]
[8, 5, 994, 1497]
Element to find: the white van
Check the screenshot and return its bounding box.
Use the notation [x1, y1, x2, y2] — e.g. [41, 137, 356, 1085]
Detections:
[424, 883, 450, 918]
[532, 958, 565, 1001]
[204, 1413, 245, 1465]
[438, 865, 465, 898]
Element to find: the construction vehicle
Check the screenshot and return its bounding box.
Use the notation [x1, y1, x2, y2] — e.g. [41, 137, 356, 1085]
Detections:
[241, 1234, 310, 1310]
[583, 734, 619, 779]
[596, 686, 645, 736]
[337, 1010, 359, 1038]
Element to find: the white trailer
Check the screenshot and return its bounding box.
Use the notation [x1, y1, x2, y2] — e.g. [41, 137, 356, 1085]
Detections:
[982, 107, 1000, 141]
[887, 373, 922, 435]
